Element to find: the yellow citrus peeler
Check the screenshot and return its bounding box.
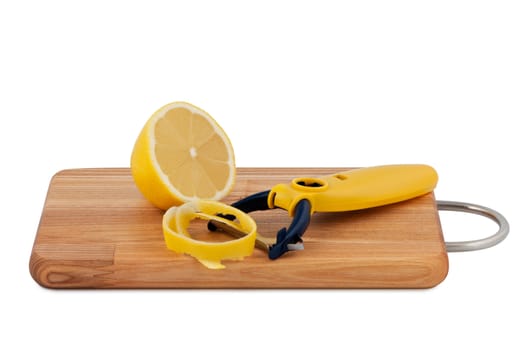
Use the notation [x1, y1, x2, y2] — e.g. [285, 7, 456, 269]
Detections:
[209, 164, 439, 260]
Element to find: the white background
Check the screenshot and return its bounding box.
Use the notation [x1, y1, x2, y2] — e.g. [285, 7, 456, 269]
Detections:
[1, 1, 526, 349]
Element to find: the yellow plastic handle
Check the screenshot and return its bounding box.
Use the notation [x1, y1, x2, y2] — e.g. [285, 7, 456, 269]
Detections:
[269, 164, 438, 215]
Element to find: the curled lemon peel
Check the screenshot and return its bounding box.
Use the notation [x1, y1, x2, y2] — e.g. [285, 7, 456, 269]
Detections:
[162, 200, 257, 269]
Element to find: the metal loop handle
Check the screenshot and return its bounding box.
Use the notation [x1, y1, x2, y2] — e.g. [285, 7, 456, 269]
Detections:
[437, 200, 509, 252]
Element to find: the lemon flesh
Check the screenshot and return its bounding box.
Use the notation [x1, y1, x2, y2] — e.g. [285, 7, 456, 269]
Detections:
[131, 102, 235, 210]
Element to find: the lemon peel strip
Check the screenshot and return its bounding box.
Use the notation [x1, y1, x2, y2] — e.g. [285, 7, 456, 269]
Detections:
[162, 200, 257, 269]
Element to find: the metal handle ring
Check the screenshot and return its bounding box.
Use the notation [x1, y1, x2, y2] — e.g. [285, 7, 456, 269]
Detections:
[437, 200, 510, 252]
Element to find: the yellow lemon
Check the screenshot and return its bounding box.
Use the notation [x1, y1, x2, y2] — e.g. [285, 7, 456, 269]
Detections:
[131, 102, 236, 210]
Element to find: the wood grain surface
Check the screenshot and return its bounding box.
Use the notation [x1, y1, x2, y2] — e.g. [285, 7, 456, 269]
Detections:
[30, 168, 448, 288]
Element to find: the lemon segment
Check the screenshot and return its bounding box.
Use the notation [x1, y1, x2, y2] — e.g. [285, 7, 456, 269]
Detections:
[131, 102, 236, 210]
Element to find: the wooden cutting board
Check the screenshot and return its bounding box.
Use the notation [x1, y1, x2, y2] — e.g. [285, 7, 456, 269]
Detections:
[30, 168, 448, 288]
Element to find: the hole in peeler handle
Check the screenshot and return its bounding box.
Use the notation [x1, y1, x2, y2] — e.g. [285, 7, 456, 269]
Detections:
[296, 180, 324, 187]
[292, 177, 328, 191]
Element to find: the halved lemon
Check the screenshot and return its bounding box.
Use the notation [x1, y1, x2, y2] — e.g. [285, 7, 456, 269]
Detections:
[131, 102, 236, 210]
